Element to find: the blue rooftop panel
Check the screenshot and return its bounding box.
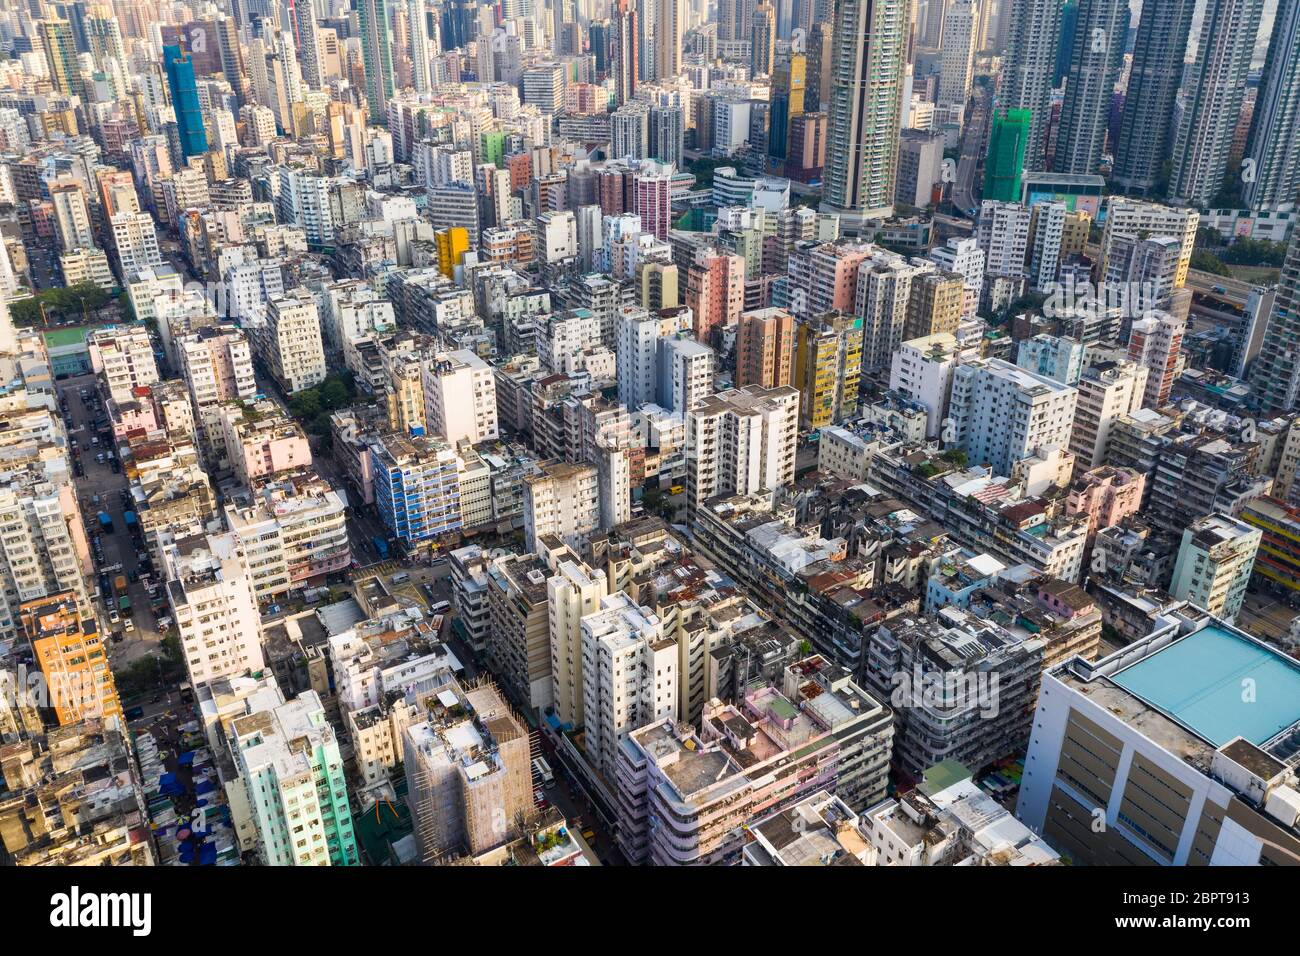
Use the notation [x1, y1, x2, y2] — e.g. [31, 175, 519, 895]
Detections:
[1112, 625, 1300, 748]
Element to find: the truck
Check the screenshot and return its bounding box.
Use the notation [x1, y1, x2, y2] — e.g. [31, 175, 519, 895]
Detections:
[532, 756, 555, 788]
[118, 595, 131, 615]
[113, 574, 128, 596]
[124, 511, 138, 535]
[98, 511, 113, 533]
[372, 536, 390, 560]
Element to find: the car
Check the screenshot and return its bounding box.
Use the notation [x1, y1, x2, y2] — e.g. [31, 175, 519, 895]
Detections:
[122, 618, 134, 632]
[128, 569, 139, 583]
[91, 436, 99, 445]
[108, 609, 120, 624]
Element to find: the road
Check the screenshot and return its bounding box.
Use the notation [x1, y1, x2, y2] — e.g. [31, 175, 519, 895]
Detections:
[58, 373, 167, 671]
[1238, 590, 1298, 645]
[952, 86, 991, 216]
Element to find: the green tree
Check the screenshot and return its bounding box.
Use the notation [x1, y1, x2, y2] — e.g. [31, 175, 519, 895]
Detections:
[319, 377, 349, 410]
[290, 389, 322, 420]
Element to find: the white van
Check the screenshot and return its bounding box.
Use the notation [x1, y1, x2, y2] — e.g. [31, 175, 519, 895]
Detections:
[533, 756, 555, 788]
[390, 572, 410, 584]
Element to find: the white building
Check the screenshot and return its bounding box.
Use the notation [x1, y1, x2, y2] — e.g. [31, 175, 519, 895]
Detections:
[581, 591, 676, 779]
[686, 384, 800, 518]
[422, 349, 499, 445]
[88, 324, 159, 404]
[976, 200, 1031, 278]
[546, 549, 609, 728]
[1169, 513, 1262, 622]
[946, 358, 1078, 477]
[162, 533, 266, 689]
[1069, 360, 1148, 470]
[261, 289, 327, 394]
[889, 333, 971, 438]
[223, 472, 351, 601]
[523, 461, 601, 553]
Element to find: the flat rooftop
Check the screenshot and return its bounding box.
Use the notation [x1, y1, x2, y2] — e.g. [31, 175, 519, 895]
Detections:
[1111, 625, 1300, 748]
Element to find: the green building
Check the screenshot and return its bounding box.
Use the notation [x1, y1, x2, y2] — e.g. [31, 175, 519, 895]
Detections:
[983, 109, 1032, 203]
[481, 131, 507, 168]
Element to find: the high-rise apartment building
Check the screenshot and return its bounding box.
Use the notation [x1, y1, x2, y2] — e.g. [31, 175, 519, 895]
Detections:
[229, 685, 358, 866]
[162, 533, 266, 690]
[1242, 0, 1300, 212]
[1167, 0, 1266, 206]
[794, 311, 864, 429]
[736, 307, 796, 388]
[1110, 0, 1196, 194]
[1251, 230, 1300, 413]
[358, 0, 396, 123]
[946, 358, 1078, 477]
[998, 0, 1063, 171]
[581, 592, 677, 779]
[1069, 360, 1148, 470]
[523, 461, 601, 552]
[1053, 0, 1126, 175]
[1169, 514, 1261, 621]
[686, 384, 800, 518]
[261, 290, 328, 395]
[1126, 310, 1185, 408]
[820, 0, 911, 229]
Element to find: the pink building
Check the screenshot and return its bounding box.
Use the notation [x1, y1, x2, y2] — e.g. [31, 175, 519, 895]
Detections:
[686, 249, 745, 342]
[1066, 465, 1146, 535]
[108, 388, 161, 439]
[788, 240, 875, 315]
[217, 400, 313, 488]
[633, 160, 673, 240]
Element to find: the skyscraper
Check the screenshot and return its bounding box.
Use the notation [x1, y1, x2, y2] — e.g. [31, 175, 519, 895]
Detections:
[768, 54, 807, 172]
[998, 0, 1063, 172]
[612, 0, 638, 105]
[408, 0, 434, 94]
[293, 0, 324, 88]
[1053, 0, 1126, 175]
[821, 0, 912, 230]
[938, 0, 978, 115]
[163, 43, 209, 160]
[1167, 0, 1266, 207]
[358, 0, 396, 124]
[1242, 0, 1300, 212]
[654, 0, 684, 81]
[983, 108, 1031, 202]
[752, 2, 776, 78]
[39, 18, 85, 101]
[1250, 229, 1300, 413]
[805, 21, 833, 113]
[1110, 0, 1196, 194]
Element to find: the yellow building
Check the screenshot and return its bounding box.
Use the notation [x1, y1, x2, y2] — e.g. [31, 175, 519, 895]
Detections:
[903, 271, 964, 341]
[638, 260, 680, 310]
[436, 227, 470, 279]
[795, 312, 864, 430]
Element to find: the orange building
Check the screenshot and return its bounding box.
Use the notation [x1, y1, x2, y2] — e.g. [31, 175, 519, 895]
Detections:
[736, 307, 795, 388]
[23, 593, 122, 727]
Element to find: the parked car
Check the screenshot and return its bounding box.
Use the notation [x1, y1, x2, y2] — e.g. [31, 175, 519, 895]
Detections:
[122, 618, 134, 632]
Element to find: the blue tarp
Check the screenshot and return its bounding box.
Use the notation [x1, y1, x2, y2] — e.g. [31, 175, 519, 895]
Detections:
[177, 751, 196, 766]
[195, 779, 216, 794]
[199, 843, 217, 865]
